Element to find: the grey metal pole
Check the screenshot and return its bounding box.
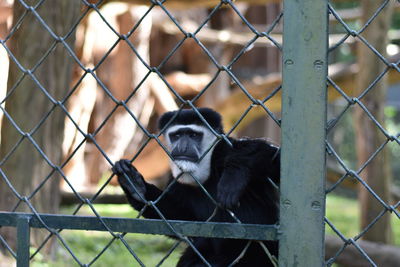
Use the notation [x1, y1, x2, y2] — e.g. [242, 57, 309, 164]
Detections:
[17, 215, 31, 267]
[279, 0, 328, 266]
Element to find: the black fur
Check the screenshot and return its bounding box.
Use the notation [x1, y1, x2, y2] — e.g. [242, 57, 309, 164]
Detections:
[113, 109, 280, 267]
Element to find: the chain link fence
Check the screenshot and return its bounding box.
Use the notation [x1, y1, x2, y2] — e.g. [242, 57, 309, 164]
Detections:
[0, 0, 399, 266]
[0, 0, 284, 266]
[325, 0, 400, 266]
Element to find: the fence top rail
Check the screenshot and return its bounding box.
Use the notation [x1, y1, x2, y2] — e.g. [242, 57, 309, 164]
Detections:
[0, 212, 278, 241]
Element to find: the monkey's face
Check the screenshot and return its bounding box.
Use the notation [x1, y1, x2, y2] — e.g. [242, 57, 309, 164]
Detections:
[164, 124, 217, 185]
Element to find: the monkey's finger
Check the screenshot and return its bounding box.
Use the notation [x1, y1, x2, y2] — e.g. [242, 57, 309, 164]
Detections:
[118, 175, 138, 193]
[217, 191, 228, 208]
[122, 159, 131, 165]
[121, 161, 133, 175]
[127, 167, 140, 179]
[219, 190, 239, 209]
[121, 159, 138, 172]
[137, 180, 146, 192]
[120, 160, 141, 178]
[224, 195, 235, 209]
[112, 161, 124, 174]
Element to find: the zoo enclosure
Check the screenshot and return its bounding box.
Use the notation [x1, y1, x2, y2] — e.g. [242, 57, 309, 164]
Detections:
[0, 0, 398, 266]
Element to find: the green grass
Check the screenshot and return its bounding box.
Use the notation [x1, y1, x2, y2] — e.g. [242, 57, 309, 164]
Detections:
[326, 194, 400, 245]
[31, 204, 183, 267]
[29, 196, 400, 266]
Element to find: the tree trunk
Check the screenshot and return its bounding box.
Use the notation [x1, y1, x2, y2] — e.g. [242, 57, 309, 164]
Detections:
[0, 0, 80, 249]
[353, 1, 393, 243]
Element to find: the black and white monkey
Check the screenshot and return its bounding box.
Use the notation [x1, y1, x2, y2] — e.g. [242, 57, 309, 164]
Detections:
[113, 108, 280, 267]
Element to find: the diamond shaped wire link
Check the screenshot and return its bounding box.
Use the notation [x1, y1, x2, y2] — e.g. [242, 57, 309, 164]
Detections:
[0, 107, 86, 212]
[20, 197, 84, 265]
[325, 218, 377, 267]
[326, 142, 391, 210]
[155, 240, 182, 266]
[109, 1, 282, 263]
[326, 1, 399, 265]
[328, 1, 390, 52]
[0, 0, 139, 263]
[82, 200, 146, 266]
[0, 0, 285, 265]
[1, 2, 91, 161]
[393, 201, 400, 218]
[28, 3, 225, 263]
[0, 233, 17, 258]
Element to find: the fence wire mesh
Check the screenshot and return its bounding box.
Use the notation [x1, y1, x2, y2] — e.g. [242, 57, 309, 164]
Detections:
[1, 0, 399, 266]
[326, 0, 400, 266]
[0, 0, 283, 266]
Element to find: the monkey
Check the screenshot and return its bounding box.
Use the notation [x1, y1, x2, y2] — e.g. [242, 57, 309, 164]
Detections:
[113, 108, 280, 266]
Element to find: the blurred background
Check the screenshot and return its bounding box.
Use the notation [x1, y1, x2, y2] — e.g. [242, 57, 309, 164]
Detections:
[0, 0, 399, 266]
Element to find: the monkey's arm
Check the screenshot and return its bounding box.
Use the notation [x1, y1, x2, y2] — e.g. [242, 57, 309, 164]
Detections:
[113, 159, 194, 220]
[217, 140, 280, 209]
[249, 141, 280, 185]
[217, 163, 250, 209]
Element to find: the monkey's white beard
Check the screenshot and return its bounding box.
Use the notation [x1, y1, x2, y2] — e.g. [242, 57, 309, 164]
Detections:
[170, 150, 213, 186]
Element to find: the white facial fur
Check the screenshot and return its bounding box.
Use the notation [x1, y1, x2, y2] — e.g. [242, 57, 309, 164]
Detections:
[165, 124, 217, 186]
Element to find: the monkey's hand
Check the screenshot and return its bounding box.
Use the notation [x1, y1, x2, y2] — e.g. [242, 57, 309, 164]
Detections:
[217, 167, 250, 209]
[113, 159, 147, 203]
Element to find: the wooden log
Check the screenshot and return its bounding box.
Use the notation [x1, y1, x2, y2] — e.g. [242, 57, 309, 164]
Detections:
[61, 190, 127, 205]
[62, 66, 97, 190]
[216, 72, 282, 131]
[149, 72, 178, 114]
[165, 72, 211, 96]
[63, 3, 179, 189]
[88, 0, 357, 9]
[325, 235, 400, 267]
[0, 2, 11, 145]
[159, 19, 281, 48]
[88, 0, 281, 9]
[158, 19, 359, 48]
[0, 4, 12, 25]
[216, 55, 400, 131]
[86, 5, 153, 184]
[0, 23, 8, 144]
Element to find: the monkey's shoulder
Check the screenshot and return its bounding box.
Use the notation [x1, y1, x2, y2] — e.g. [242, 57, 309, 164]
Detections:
[227, 137, 279, 156]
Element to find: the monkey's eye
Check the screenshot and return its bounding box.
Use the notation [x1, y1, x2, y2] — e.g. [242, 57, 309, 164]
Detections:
[172, 133, 180, 138]
[169, 132, 180, 140]
[189, 131, 203, 139]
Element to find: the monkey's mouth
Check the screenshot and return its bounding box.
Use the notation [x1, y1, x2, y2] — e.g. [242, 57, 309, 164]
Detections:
[172, 155, 199, 162]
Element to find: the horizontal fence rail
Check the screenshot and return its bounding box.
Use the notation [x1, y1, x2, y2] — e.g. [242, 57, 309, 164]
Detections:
[0, 212, 278, 241]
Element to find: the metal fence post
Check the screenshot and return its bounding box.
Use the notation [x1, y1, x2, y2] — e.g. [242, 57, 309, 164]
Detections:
[17, 215, 31, 267]
[280, 0, 328, 266]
